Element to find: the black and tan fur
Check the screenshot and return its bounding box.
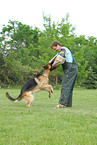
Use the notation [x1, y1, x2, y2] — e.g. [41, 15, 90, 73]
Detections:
[6, 64, 53, 107]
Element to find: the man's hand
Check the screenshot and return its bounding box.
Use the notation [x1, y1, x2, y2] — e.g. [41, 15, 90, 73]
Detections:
[49, 58, 55, 64]
[49, 55, 57, 64]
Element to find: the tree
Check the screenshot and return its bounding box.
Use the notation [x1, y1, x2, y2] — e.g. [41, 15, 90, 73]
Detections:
[1, 14, 97, 88]
[37, 14, 76, 85]
[84, 67, 97, 89]
[84, 37, 97, 74]
[0, 53, 5, 82]
[72, 41, 88, 85]
[2, 50, 34, 85]
[0, 20, 39, 55]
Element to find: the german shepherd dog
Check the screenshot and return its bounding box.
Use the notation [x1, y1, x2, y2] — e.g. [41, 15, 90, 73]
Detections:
[6, 64, 53, 107]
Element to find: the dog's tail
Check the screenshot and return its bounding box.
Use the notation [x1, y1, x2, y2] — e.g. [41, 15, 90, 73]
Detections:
[6, 92, 22, 102]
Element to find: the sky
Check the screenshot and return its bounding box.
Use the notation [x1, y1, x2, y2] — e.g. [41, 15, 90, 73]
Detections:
[0, 0, 97, 38]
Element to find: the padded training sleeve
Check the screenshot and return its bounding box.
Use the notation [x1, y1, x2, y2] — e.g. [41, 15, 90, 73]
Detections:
[52, 55, 65, 67]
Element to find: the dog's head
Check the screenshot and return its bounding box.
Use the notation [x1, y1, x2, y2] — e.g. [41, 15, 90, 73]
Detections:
[43, 63, 51, 70]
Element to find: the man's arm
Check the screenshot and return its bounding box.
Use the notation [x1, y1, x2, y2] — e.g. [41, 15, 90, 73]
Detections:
[52, 55, 65, 68]
[50, 55, 65, 71]
[49, 54, 57, 64]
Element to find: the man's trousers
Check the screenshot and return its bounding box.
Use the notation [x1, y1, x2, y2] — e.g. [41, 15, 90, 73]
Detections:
[59, 64, 78, 107]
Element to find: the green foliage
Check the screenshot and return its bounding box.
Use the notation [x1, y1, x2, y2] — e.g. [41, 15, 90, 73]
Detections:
[1, 50, 34, 85]
[0, 20, 39, 55]
[0, 14, 97, 88]
[0, 53, 4, 67]
[74, 45, 88, 84]
[84, 67, 97, 89]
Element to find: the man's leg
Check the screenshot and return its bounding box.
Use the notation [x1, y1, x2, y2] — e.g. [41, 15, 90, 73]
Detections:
[67, 75, 77, 107]
[59, 69, 77, 107]
[59, 72, 70, 106]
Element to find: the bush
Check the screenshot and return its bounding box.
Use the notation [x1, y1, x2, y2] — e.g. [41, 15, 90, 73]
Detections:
[84, 67, 97, 89]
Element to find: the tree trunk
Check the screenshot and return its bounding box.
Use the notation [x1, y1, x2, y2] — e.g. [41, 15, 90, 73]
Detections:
[56, 75, 57, 86]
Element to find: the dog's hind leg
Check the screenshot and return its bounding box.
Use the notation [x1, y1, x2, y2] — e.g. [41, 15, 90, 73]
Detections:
[22, 96, 30, 107]
[26, 93, 34, 107]
[30, 94, 34, 107]
[22, 92, 34, 107]
[26, 101, 30, 107]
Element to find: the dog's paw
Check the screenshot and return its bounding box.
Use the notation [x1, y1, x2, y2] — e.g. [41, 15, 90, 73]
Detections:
[49, 93, 51, 98]
[51, 90, 53, 93]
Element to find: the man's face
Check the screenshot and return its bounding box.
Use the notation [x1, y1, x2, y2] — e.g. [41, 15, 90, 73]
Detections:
[52, 45, 61, 52]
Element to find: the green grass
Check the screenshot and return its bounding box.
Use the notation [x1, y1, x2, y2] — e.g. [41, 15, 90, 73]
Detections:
[0, 88, 97, 145]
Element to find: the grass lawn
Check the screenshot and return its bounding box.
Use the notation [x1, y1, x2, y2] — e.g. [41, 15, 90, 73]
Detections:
[0, 87, 97, 145]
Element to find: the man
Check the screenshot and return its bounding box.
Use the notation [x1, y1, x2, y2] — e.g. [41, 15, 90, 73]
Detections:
[49, 41, 78, 108]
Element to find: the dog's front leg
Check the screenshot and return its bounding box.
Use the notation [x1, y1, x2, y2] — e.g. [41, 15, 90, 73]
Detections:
[43, 84, 53, 93]
[43, 88, 52, 98]
[40, 84, 53, 98]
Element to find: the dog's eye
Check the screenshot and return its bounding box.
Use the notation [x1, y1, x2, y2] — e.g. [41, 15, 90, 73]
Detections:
[43, 66, 47, 69]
